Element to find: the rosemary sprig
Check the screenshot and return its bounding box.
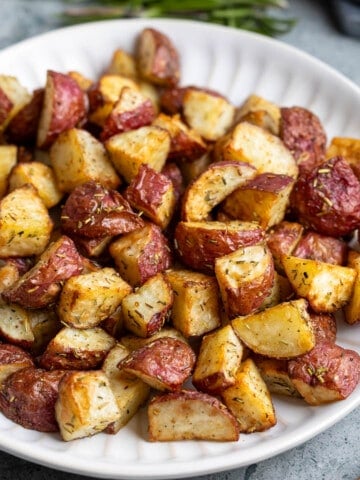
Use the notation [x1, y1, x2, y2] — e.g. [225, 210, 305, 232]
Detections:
[62, 0, 296, 37]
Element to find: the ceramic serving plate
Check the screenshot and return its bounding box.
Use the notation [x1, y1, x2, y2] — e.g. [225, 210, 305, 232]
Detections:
[0, 18, 359, 480]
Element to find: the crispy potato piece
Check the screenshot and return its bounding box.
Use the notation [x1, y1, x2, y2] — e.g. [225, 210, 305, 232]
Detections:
[326, 136, 360, 178]
[165, 268, 221, 337]
[0, 75, 31, 132]
[222, 173, 295, 230]
[221, 358, 277, 433]
[235, 94, 280, 135]
[216, 121, 298, 178]
[282, 255, 356, 313]
[105, 125, 171, 183]
[288, 341, 360, 405]
[118, 337, 195, 391]
[122, 273, 173, 338]
[39, 326, 115, 370]
[2, 236, 84, 309]
[344, 253, 360, 325]
[0, 303, 34, 348]
[136, 28, 180, 88]
[231, 299, 315, 358]
[0, 184, 53, 258]
[56, 370, 120, 441]
[102, 343, 150, 433]
[266, 221, 304, 273]
[183, 88, 235, 141]
[37, 70, 87, 149]
[50, 128, 121, 192]
[292, 231, 347, 265]
[58, 268, 132, 329]
[0, 367, 65, 432]
[253, 356, 300, 398]
[148, 389, 239, 442]
[181, 160, 256, 222]
[0, 145, 17, 199]
[107, 49, 138, 79]
[215, 244, 275, 318]
[193, 325, 243, 394]
[8, 161, 63, 208]
[0, 343, 34, 384]
[110, 223, 172, 287]
[125, 164, 176, 230]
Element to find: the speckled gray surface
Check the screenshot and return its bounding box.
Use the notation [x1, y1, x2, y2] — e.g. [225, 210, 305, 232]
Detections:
[0, 0, 359, 479]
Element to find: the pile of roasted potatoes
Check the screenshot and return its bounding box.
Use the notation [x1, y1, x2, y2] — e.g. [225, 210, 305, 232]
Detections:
[0, 27, 359, 443]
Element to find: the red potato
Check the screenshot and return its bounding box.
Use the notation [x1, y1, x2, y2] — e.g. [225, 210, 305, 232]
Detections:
[70, 234, 112, 258]
[118, 337, 196, 391]
[161, 162, 184, 202]
[0, 75, 31, 132]
[159, 85, 225, 115]
[308, 311, 337, 344]
[0, 367, 66, 432]
[266, 221, 304, 272]
[280, 106, 327, 175]
[37, 70, 87, 149]
[292, 231, 347, 265]
[2, 235, 84, 309]
[290, 156, 360, 237]
[61, 181, 144, 238]
[0, 343, 34, 384]
[174, 220, 265, 273]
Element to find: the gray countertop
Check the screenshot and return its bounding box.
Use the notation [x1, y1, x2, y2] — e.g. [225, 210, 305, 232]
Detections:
[0, 1, 359, 479]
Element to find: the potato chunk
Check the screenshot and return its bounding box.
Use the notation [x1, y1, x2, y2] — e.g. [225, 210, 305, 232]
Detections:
[0, 145, 17, 199]
[0, 343, 34, 384]
[56, 370, 120, 441]
[235, 94, 280, 135]
[231, 299, 315, 358]
[326, 136, 360, 178]
[266, 221, 304, 273]
[148, 390, 239, 442]
[253, 356, 300, 398]
[0, 303, 34, 348]
[292, 231, 347, 265]
[0, 74, 31, 132]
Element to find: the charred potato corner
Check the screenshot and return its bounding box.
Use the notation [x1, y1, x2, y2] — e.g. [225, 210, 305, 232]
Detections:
[0, 27, 358, 445]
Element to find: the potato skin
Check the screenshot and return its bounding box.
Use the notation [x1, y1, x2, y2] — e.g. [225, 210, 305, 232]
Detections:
[292, 231, 347, 265]
[280, 106, 327, 175]
[0, 367, 66, 432]
[159, 85, 224, 115]
[0, 343, 34, 383]
[266, 221, 303, 271]
[308, 311, 337, 344]
[290, 156, 360, 237]
[61, 181, 144, 238]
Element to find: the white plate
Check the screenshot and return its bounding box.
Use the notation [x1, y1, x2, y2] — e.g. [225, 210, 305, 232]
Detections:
[0, 18, 359, 480]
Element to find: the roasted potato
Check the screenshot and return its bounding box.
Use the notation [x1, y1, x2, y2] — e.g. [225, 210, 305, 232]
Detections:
[0, 343, 34, 384]
[106, 49, 138, 79]
[234, 94, 280, 135]
[0, 145, 17, 199]
[326, 136, 360, 179]
[292, 230, 347, 265]
[253, 356, 300, 398]
[0, 74, 31, 132]
[344, 253, 360, 325]
[307, 310, 337, 344]
[120, 326, 188, 351]
[161, 161, 184, 202]
[266, 221, 304, 272]
[0, 302, 34, 348]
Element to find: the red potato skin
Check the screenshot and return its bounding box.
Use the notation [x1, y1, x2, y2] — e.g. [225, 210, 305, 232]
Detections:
[118, 337, 196, 391]
[290, 156, 360, 237]
[0, 367, 66, 432]
[6, 88, 44, 145]
[61, 181, 144, 238]
[292, 231, 348, 265]
[174, 221, 265, 273]
[161, 162, 184, 202]
[160, 85, 225, 115]
[280, 106, 327, 175]
[5, 257, 34, 276]
[288, 341, 360, 400]
[2, 236, 84, 309]
[39, 345, 109, 371]
[266, 221, 304, 265]
[308, 311, 337, 344]
[0, 88, 12, 125]
[0, 343, 34, 369]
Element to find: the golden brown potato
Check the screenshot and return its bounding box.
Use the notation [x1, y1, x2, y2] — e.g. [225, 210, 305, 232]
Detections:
[55, 370, 120, 441]
[234, 94, 280, 135]
[0, 74, 31, 132]
[221, 358, 276, 433]
[292, 231, 347, 265]
[67, 71, 93, 91]
[344, 253, 360, 325]
[106, 49, 138, 79]
[0, 303, 34, 348]
[288, 341, 360, 405]
[231, 298, 315, 358]
[0, 184, 53, 258]
[253, 356, 300, 398]
[0, 145, 17, 199]
[0, 343, 34, 384]
[174, 220, 264, 273]
[165, 268, 221, 337]
[215, 244, 275, 318]
[121, 273, 173, 338]
[148, 389, 240, 442]
[266, 221, 304, 273]
[118, 337, 195, 391]
[326, 136, 360, 178]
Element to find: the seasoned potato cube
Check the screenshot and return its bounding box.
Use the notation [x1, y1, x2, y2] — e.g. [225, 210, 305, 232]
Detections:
[217, 121, 298, 178]
[0, 303, 34, 348]
[215, 244, 275, 318]
[231, 298, 315, 358]
[125, 164, 176, 229]
[326, 136, 360, 178]
[50, 128, 121, 192]
[58, 268, 132, 329]
[0, 343, 34, 384]
[292, 231, 347, 265]
[0, 145, 17, 199]
[148, 389, 239, 442]
[122, 273, 173, 338]
[193, 325, 243, 394]
[165, 268, 221, 337]
[56, 370, 120, 441]
[266, 221, 304, 272]
[222, 173, 295, 230]
[107, 49, 138, 79]
[136, 28, 180, 88]
[183, 88, 235, 141]
[0, 184, 53, 257]
[253, 356, 300, 397]
[235, 94, 280, 135]
[288, 341, 360, 405]
[344, 253, 360, 325]
[181, 160, 256, 222]
[102, 343, 150, 433]
[118, 337, 195, 391]
[0, 74, 31, 132]
[282, 255, 356, 313]
[8, 161, 63, 208]
[221, 358, 277, 433]
[120, 326, 188, 351]
[110, 223, 172, 287]
[39, 326, 115, 370]
[105, 125, 171, 183]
